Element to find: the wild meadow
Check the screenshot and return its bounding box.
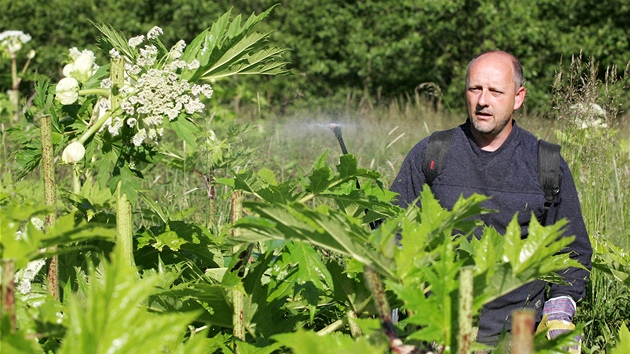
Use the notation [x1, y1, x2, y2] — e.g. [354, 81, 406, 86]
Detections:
[2, 7, 630, 354]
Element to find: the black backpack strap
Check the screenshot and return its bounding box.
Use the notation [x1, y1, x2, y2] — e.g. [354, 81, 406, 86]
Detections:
[538, 139, 561, 224]
[422, 128, 457, 186]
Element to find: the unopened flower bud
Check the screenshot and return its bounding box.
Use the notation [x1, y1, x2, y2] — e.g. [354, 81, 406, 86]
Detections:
[55, 77, 79, 105]
[72, 51, 96, 82]
[62, 141, 85, 164]
[27, 49, 35, 59]
[62, 63, 74, 77]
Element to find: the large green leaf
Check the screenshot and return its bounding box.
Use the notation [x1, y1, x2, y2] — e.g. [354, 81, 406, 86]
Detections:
[234, 202, 395, 279]
[272, 328, 388, 354]
[58, 248, 198, 354]
[1, 201, 115, 269]
[468, 215, 584, 304]
[153, 283, 233, 329]
[180, 6, 288, 83]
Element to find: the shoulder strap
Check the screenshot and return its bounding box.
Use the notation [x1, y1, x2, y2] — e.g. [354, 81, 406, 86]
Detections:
[422, 128, 457, 186]
[538, 139, 561, 223]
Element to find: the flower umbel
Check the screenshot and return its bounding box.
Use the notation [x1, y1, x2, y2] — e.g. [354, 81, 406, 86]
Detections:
[99, 31, 213, 146]
[0, 30, 31, 56]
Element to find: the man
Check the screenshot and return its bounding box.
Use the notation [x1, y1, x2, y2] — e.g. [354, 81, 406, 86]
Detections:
[389, 50, 592, 346]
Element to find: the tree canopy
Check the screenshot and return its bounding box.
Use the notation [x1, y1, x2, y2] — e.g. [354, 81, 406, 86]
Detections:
[2, 0, 629, 114]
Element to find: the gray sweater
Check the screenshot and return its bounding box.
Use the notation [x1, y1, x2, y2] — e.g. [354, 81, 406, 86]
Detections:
[390, 120, 593, 344]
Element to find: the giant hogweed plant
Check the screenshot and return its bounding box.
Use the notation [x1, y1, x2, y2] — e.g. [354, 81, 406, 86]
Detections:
[1, 6, 287, 353]
[221, 153, 585, 353]
[2, 150, 588, 353]
[7, 5, 288, 264]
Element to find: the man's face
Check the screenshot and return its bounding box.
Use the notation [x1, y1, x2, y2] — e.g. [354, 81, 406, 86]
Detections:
[465, 53, 525, 138]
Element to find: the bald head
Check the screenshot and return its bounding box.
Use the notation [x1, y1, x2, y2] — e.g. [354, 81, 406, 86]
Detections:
[466, 51, 524, 92]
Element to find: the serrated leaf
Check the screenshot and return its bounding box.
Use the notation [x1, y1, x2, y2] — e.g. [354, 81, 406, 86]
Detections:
[110, 165, 142, 204]
[157, 283, 233, 329]
[306, 166, 333, 194]
[59, 247, 199, 354]
[152, 231, 187, 251]
[235, 202, 395, 279]
[612, 323, 630, 354]
[272, 328, 388, 354]
[181, 6, 287, 82]
[167, 117, 200, 149]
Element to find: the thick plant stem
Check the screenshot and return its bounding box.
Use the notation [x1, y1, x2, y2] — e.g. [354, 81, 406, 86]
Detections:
[347, 309, 362, 338]
[363, 266, 430, 354]
[511, 309, 535, 354]
[40, 114, 59, 301]
[1, 260, 16, 331]
[230, 190, 245, 350]
[116, 181, 135, 266]
[110, 57, 124, 109]
[110, 57, 134, 266]
[10, 54, 19, 122]
[457, 266, 474, 354]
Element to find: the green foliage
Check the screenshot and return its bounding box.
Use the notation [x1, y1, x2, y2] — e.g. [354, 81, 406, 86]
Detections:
[547, 52, 630, 352]
[272, 328, 388, 353]
[224, 152, 585, 352]
[179, 6, 288, 82]
[0, 198, 116, 270]
[611, 323, 630, 354]
[3, 0, 629, 115]
[58, 247, 199, 354]
[1, 3, 628, 353]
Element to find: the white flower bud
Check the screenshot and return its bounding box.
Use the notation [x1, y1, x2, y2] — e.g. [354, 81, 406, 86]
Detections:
[62, 141, 85, 164]
[72, 50, 96, 82]
[62, 63, 74, 77]
[55, 77, 80, 105]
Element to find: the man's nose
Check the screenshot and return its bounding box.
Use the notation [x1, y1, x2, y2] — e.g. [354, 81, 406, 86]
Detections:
[477, 89, 489, 106]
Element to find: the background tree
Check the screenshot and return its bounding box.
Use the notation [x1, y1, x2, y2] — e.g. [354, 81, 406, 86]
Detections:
[1, 0, 629, 115]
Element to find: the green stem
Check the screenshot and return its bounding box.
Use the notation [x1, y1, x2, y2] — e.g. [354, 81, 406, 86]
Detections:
[511, 309, 535, 354]
[116, 181, 135, 266]
[78, 88, 111, 97]
[10, 54, 19, 122]
[347, 309, 362, 338]
[1, 260, 16, 332]
[40, 114, 59, 301]
[72, 165, 81, 194]
[456, 266, 473, 354]
[230, 190, 245, 350]
[77, 110, 112, 144]
[110, 57, 134, 266]
[317, 319, 346, 335]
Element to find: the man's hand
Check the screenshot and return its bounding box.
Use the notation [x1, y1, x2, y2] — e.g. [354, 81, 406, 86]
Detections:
[536, 296, 581, 353]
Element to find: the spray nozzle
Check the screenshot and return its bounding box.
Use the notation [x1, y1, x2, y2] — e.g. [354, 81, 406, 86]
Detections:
[329, 122, 348, 155]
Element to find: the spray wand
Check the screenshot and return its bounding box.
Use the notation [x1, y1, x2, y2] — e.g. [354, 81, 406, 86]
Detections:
[328, 123, 429, 354]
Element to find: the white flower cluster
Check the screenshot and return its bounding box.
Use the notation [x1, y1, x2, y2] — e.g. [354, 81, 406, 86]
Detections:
[55, 48, 100, 105]
[570, 103, 608, 129]
[0, 30, 31, 55]
[103, 26, 213, 146]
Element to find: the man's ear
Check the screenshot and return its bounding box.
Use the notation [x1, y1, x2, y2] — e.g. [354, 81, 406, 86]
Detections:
[514, 86, 526, 110]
